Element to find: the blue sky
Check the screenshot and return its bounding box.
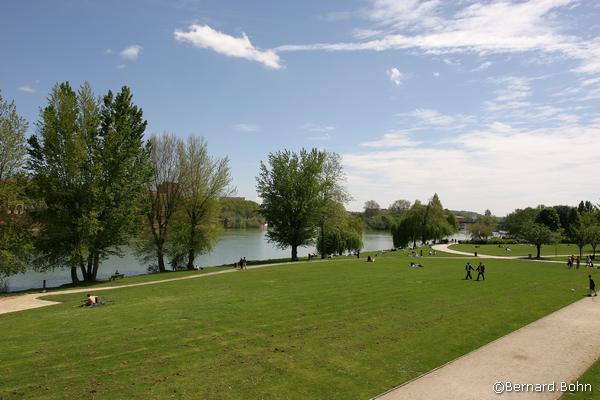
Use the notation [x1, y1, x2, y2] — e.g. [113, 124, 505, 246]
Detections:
[2, 0, 600, 215]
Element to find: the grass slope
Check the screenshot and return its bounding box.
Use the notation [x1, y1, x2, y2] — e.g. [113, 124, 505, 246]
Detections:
[1, 253, 595, 400]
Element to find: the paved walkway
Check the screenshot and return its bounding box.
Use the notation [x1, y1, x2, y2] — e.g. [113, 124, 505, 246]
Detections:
[374, 296, 600, 399]
[0, 260, 318, 315]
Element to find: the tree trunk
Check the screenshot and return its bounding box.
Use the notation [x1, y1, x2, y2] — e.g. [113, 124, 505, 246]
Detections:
[320, 222, 326, 259]
[580, 245, 583, 260]
[70, 266, 80, 284]
[91, 252, 99, 281]
[291, 245, 298, 262]
[187, 248, 195, 270]
[536, 244, 541, 259]
[157, 246, 166, 272]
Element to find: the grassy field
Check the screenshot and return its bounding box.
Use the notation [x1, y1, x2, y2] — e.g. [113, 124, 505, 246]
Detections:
[1, 252, 596, 400]
[449, 243, 597, 257]
[562, 361, 600, 399]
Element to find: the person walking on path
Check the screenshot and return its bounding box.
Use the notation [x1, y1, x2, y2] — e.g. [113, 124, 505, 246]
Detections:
[476, 262, 486, 281]
[464, 262, 474, 280]
[576, 256, 580, 269]
[589, 275, 597, 297]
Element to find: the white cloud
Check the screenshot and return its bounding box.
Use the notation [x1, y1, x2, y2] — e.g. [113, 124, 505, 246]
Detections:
[473, 61, 493, 71]
[387, 67, 405, 85]
[344, 122, 600, 215]
[18, 85, 36, 93]
[233, 123, 259, 132]
[174, 24, 281, 69]
[398, 108, 476, 129]
[276, 0, 600, 75]
[433, 71, 440, 77]
[116, 64, 126, 70]
[105, 48, 113, 54]
[360, 131, 420, 148]
[301, 122, 336, 133]
[120, 45, 143, 60]
[352, 28, 383, 40]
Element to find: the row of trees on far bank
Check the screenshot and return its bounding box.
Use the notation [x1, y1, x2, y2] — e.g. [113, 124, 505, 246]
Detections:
[390, 194, 458, 248]
[503, 203, 600, 258]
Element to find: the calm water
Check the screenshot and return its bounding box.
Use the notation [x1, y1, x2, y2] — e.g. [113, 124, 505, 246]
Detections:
[5, 230, 396, 292]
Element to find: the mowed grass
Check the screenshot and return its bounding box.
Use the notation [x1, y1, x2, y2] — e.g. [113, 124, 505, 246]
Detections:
[449, 243, 597, 257]
[1, 253, 594, 400]
[561, 360, 600, 399]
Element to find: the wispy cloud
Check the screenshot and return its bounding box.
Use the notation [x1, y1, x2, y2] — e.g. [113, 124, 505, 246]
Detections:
[387, 67, 405, 85]
[174, 24, 281, 69]
[18, 85, 36, 93]
[233, 123, 259, 132]
[301, 122, 336, 133]
[275, 0, 600, 75]
[116, 64, 127, 70]
[120, 45, 143, 60]
[360, 131, 420, 148]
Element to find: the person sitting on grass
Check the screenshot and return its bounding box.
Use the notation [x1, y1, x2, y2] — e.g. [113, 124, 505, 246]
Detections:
[409, 262, 423, 268]
[367, 255, 375, 263]
[590, 275, 597, 297]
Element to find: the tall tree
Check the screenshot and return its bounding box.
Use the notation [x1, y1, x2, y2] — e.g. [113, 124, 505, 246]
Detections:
[28, 82, 96, 283]
[137, 133, 183, 272]
[317, 151, 349, 258]
[363, 200, 380, 218]
[29, 83, 151, 283]
[535, 207, 561, 231]
[0, 92, 31, 281]
[0, 91, 28, 181]
[257, 149, 325, 261]
[389, 199, 411, 214]
[172, 136, 231, 269]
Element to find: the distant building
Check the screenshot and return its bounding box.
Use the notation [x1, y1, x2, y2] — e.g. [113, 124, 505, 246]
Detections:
[455, 216, 474, 230]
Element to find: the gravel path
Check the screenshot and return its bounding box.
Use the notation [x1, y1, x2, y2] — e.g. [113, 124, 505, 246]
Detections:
[374, 296, 600, 399]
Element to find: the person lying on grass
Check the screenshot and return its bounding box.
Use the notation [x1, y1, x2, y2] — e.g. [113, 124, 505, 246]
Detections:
[82, 294, 99, 307]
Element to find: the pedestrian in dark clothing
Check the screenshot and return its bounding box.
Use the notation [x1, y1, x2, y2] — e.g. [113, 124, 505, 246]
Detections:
[464, 262, 474, 280]
[589, 275, 597, 297]
[476, 262, 485, 281]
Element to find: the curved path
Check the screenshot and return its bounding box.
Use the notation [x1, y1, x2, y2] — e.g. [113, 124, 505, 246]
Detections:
[432, 243, 524, 259]
[374, 296, 600, 400]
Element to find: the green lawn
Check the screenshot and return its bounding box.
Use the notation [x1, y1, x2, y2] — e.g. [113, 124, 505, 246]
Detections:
[449, 243, 597, 257]
[1, 252, 596, 400]
[561, 360, 600, 399]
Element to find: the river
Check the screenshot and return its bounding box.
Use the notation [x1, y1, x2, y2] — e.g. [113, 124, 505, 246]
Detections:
[4, 229, 396, 292]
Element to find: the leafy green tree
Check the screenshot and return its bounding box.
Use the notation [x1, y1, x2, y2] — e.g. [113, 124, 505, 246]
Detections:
[316, 151, 349, 258]
[220, 198, 265, 228]
[137, 133, 183, 272]
[587, 225, 600, 257]
[423, 194, 457, 243]
[578, 200, 597, 214]
[28, 82, 96, 283]
[316, 205, 363, 256]
[468, 223, 494, 240]
[257, 149, 326, 261]
[520, 223, 561, 258]
[363, 200, 380, 218]
[0, 91, 28, 180]
[171, 136, 231, 269]
[389, 199, 411, 214]
[0, 92, 31, 282]
[504, 207, 538, 236]
[391, 201, 426, 248]
[29, 83, 151, 282]
[535, 207, 561, 231]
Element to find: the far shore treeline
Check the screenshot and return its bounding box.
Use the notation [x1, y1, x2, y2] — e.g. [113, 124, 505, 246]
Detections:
[1, 84, 599, 288]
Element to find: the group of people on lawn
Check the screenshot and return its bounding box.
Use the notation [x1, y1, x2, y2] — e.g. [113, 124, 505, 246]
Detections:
[567, 255, 596, 269]
[464, 262, 485, 281]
